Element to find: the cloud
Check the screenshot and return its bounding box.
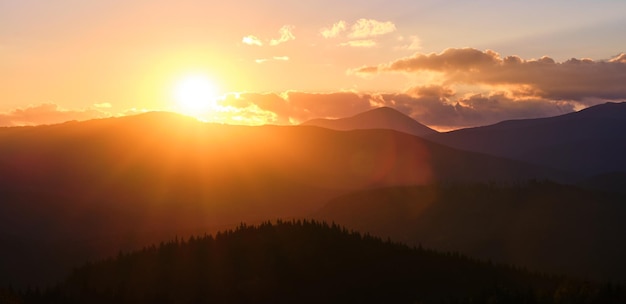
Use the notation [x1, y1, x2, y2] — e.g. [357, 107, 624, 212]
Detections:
[93, 102, 112, 108]
[242, 35, 263, 46]
[0, 91, 586, 131]
[214, 90, 580, 130]
[0, 103, 110, 127]
[382, 88, 576, 130]
[348, 19, 396, 39]
[255, 56, 290, 64]
[394, 35, 422, 51]
[357, 48, 626, 103]
[283, 91, 375, 121]
[321, 21, 347, 38]
[269, 25, 295, 46]
[320, 19, 399, 48]
[349, 65, 378, 74]
[405, 35, 422, 50]
[242, 25, 295, 47]
[407, 85, 455, 98]
[609, 53, 626, 63]
[217, 92, 375, 125]
[340, 40, 377, 48]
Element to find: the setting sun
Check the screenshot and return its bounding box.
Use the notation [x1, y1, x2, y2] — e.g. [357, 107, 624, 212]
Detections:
[172, 74, 218, 114]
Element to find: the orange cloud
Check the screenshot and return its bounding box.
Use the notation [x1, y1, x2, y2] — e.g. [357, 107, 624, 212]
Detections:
[217, 92, 375, 125]
[358, 48, 626, 103]
[284, 91, 374, 121]
[0, 103, 110, 127]
[216, 90, 578, 130]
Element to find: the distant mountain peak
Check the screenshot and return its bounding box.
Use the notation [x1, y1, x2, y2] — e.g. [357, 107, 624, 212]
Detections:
[302, 107, 438, 137]
[363, 106, 403, 114]
[572, 101, 626, 118]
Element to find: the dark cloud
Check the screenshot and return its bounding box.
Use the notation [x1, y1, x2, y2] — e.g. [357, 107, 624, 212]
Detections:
[0, 103, 109, 127]
[358, 48, 626, 103]
[407, 85, 455, 98]
[384, 48, 500, 72]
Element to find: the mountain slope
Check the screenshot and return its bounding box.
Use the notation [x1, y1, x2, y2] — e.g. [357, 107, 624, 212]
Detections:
[578, 171, 626, 194]
[302, 107, 438, 137]
[17, 221, 616, 304]
[314, 182, 626, 283]
[427, 102, 626, 176]
[0, 112, 570, 287]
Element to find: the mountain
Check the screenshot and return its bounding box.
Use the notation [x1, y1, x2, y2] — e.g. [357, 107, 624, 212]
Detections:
[314, 182, 626, 283]
[0, 112, 570, 287]
[301, 107, 438, 137]
[12, 221, 618, 304]
[577, 171, 626, 194]
[427, 102, 626, 177]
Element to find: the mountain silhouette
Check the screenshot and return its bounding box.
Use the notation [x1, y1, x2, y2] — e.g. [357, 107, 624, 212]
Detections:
[0, 112, 569, 287]
[427, 102, 626, 177]
[302, 107, 438, 137]
[13, 220, 619, 304]
[314, 182, 626, 283]
[577, 171, 626, 194]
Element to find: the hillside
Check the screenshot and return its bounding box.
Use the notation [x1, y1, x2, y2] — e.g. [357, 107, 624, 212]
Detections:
[578, 171, 626, 194]
[314, 182, 626, 283]
[427, 102, 626, 177]
[10, 221, 621, 304]
[301, 106, 438, 137]
[0, 112, 569, 287]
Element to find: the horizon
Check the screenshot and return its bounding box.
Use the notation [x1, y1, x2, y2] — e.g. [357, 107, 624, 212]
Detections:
[2, 0, 626, 130]
[1, 101, 624, 133]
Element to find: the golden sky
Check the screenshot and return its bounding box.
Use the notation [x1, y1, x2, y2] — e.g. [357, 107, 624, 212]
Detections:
[1, 0, 626, 130]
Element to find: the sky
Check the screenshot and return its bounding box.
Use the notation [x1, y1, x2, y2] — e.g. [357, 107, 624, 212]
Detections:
[1, 0, 625, 130]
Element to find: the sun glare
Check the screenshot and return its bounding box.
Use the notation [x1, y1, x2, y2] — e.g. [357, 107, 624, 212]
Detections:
[173, 74, 218, 114]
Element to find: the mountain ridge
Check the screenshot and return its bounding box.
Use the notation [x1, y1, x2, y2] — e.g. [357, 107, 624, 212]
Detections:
[426, 102, 626, 177]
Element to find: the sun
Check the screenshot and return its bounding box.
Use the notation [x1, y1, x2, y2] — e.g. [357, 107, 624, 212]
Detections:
[172, 74, 218, 114]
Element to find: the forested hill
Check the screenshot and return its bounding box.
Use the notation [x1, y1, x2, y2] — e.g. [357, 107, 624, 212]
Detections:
[314, 181, 626, 282]
[9, 221, 622, 304]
